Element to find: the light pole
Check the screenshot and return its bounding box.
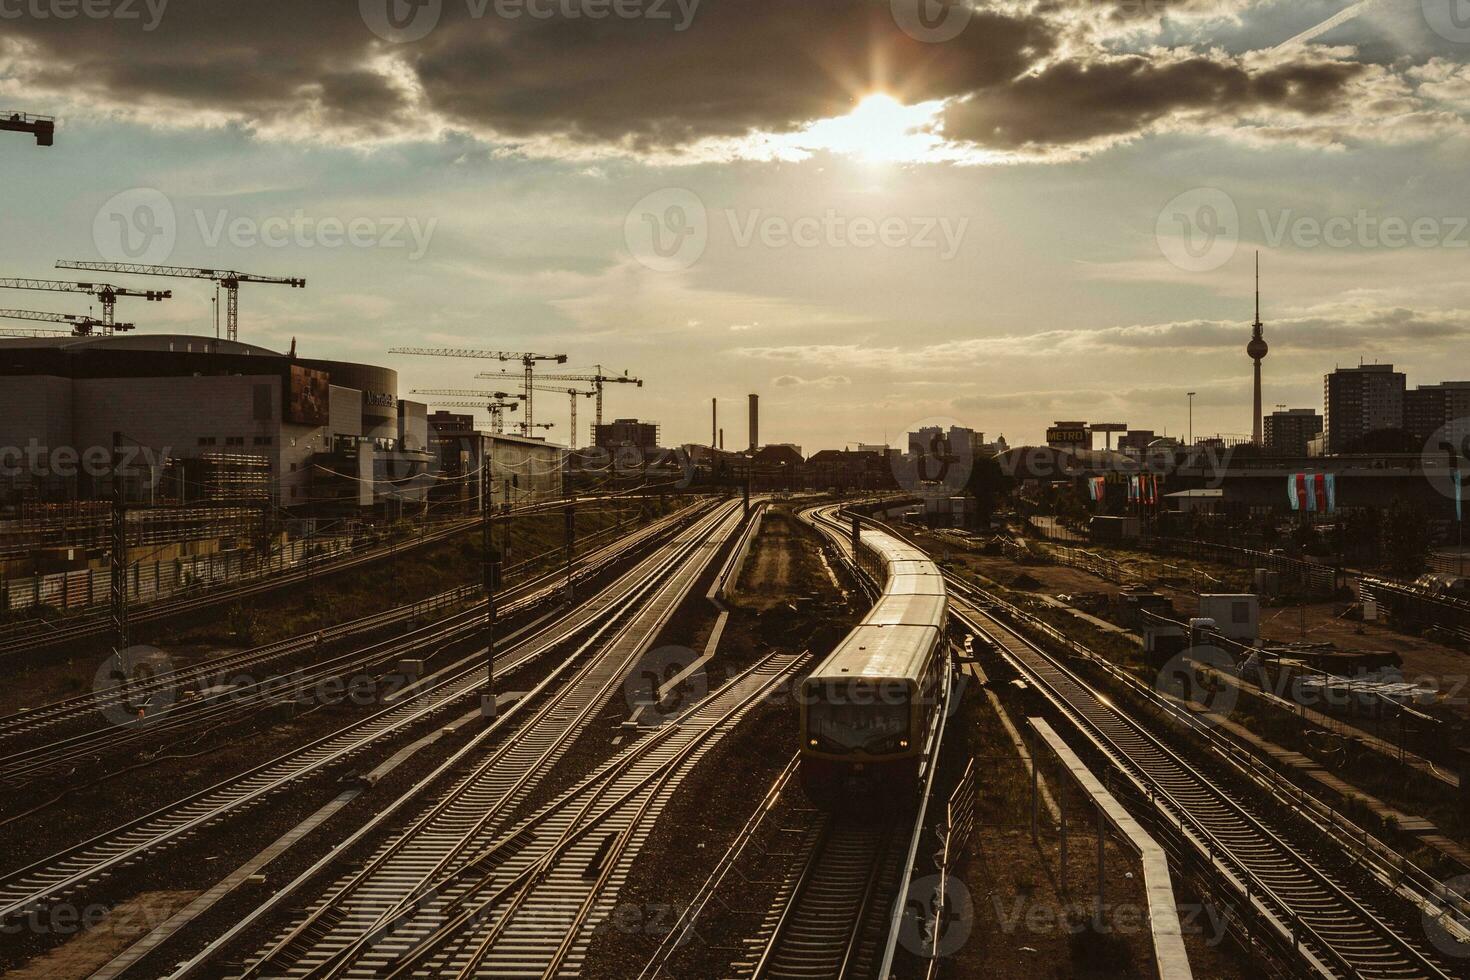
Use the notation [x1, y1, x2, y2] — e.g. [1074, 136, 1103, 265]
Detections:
[1187, 392, 1196, 448]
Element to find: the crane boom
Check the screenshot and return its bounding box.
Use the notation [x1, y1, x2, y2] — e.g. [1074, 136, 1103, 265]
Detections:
[390, 347, 569, 433]
[0, 309, 133, 337]
[1, 111, 54, 145]
[56, 260, 304, 342]
[0, 278, 170, 325]
[476, 363, 641, 428]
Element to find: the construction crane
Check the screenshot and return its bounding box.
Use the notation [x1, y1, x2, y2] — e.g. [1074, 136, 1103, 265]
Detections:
[420, 397, 524, 435]
[0, 309, 133, 337]
[0, 278, 170, 326]
[2, 111, 54, 146]
[390, 349, 568, 432]
[56, 261, 305, 343]
[477, 363, 642, 430]
[416, 385, 592, 441]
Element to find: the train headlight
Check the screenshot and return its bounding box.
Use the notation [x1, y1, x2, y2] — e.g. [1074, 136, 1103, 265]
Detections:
[808, 739, 818, 747]
[899, 739, 909, 749]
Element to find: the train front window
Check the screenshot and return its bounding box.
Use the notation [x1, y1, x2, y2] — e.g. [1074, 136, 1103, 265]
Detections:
[807, 697, 910, 755]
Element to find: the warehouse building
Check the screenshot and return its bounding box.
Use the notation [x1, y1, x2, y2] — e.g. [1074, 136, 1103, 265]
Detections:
[0, 334, 434, 512]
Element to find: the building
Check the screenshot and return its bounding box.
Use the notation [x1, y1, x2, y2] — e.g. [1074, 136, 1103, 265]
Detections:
[1117, 430, 1156, 455]
[804, 449, 894, 491]
[0, 333, 433, 511]
[1323, 364, 1405, 455]
[426, 411, 563, 508]
[1046, 421, 1089, 451]
[592, 418, 661, 453]
[1405, 382, 1470, 453]
[1263, 408, 1323, 456]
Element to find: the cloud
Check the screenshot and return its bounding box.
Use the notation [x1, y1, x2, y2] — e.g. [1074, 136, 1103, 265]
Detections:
[1, 0, 1457, 161]
[772, 373, 852, 387]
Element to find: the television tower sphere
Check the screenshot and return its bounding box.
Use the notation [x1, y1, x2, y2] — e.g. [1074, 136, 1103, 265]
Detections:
[1247, 333, 1268, 360]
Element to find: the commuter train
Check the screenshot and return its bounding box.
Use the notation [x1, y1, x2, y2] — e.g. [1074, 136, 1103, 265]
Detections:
[799, 518, 948, 808]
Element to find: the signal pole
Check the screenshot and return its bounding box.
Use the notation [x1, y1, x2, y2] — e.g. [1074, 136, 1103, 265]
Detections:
[564, 501, 576, 604]
[481, 452, 501, 719]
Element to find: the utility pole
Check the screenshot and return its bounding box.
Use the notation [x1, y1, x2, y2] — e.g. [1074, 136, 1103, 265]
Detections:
[481, 453, 501, 720]
[110, 433, 128, 657]
[564, 499, 576, 604]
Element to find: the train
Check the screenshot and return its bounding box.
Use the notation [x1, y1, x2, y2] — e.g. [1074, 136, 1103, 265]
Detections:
[799, 516, 948, 808]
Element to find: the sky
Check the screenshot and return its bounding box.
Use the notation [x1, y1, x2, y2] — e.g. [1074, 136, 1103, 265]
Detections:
[2, 0, 1469, 450]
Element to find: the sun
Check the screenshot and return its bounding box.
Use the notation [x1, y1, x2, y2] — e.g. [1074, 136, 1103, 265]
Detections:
[777, 92, 950, 164]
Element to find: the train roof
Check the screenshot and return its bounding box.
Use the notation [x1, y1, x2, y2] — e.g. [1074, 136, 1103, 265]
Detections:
[866, 593, 947, 628]
[806, 623, 941, 683]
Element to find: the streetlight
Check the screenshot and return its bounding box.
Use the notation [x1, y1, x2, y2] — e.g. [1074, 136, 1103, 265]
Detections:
[1187, 392, 1196, 448]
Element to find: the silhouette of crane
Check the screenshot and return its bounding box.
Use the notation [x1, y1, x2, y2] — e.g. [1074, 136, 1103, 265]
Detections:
[477, 364, 641, 429]
[56, 260, 305, 342]
[1, 111, 54, 145]
[0, 309, 132, 337]
[391, 349, 568, 432]
[0, 278, 170, 326]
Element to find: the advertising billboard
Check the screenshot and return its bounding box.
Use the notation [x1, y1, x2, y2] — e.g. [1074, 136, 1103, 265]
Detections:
[287, 365, 330, 426]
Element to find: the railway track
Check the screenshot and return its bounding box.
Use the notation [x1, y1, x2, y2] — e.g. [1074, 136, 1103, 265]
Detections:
[0, 501, 742, 928]
[0, 505, 700, 783]
[237, 649, 803, 980]
[736, 819, 902, 980]
[0, 494, 629, 658]
[944, 573, 1454, 980]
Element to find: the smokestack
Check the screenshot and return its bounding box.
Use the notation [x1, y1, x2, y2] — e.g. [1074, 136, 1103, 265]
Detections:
[711, 397, 717, 449]
[719, 428, 724, 450]
[748, 394, 759, 453]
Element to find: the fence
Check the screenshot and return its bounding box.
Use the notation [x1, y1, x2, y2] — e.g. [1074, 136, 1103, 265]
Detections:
[0, 535, 353, 614]
[1360, 577, 1470, 646]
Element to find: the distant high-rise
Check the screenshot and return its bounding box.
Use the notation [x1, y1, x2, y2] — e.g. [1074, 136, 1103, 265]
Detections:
[1263, 408, 1322, 456]
[1323, 364, 1405, 454]
[1405, 381, 1470, 452]
[748, 393, 759, 453]
[1247, 253, 1268, 445]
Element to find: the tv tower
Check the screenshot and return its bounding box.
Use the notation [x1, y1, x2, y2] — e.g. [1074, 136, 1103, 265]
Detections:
[1247, 252, 1268, 445]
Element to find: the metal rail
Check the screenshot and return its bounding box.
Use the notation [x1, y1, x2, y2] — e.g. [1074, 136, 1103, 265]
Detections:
[0, 504, 736, 926]
[947, 575, 1452, 980]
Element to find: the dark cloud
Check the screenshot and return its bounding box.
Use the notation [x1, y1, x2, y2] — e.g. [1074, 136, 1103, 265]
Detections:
[941, 54, 1366, 149]
[0, 0, 1381, 154]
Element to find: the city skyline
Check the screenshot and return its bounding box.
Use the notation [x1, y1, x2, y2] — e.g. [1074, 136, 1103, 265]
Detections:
[3, 1, 1470, 450]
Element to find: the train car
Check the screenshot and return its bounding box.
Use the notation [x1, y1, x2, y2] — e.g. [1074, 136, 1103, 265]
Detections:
[799, 520, 948, 809]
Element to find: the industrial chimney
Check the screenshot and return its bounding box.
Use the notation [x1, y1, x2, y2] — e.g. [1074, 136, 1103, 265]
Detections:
[748, 394, 759, 453]
[711, 398, 717, 449]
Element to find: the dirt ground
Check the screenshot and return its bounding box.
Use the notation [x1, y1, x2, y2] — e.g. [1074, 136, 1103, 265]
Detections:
[4, 889, 198, 979]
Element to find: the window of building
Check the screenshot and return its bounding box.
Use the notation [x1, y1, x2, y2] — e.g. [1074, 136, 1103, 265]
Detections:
[225, 436, 245, 447]
[254, 436, 273, 446]
[197, 437, 217, 447]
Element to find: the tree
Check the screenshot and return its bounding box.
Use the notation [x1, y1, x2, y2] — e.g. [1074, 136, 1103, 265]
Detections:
[1382, 497, 1430, 578]
[965, 454, 1015, 529]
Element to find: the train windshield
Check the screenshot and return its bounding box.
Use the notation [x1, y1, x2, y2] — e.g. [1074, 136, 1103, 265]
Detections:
[807, 694, 910, 755]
